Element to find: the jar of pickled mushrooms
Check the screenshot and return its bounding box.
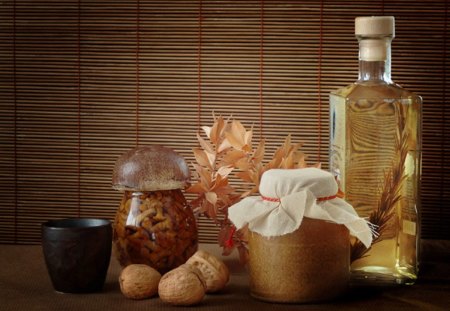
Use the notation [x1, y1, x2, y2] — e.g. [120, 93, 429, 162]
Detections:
[112, 145, 198, 274]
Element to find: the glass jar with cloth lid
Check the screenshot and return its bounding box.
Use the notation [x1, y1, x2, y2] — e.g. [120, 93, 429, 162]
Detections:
[229, 167, 373, 303]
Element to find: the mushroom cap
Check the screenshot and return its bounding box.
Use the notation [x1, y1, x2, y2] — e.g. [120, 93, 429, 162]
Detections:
[112, 145, 190, 191]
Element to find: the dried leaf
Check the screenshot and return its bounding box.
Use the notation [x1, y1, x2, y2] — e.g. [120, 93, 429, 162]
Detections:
[296, 154, 307, 168]
[215, 186, 235, 195]
[205, 191, 218, 205]
[205, 151, 216, 168]
[273, 147, 285, 161]
[222, 149, 246, 166]
[253, 139, 265, 163]
[281, 153, 294, 168]
[218, 116, 230, 139]
[224, 120, 248, 150]
[232, 120, 246, 138]
[241, 143, 252, 153]
[235, 171, 253, 183]
[201, 126, 212, 139]
[283, 135, 292, 151]
[193, 163, 211, 189]
[266, 150, 282, 169]
[211, 175, 235, 196]
[186, 182, 207, 194]
[217, 138, 232, 153]
[193, 148, 211, 169]
[203, 200, 217, 219]
[244, 129, 253, 148]
[197, 132, 214, 154]
[212, 172, 224, 184]
[235, 157, 250, 171]
[225, 131, 244, 151]
[210, 116, 225, 144]
[217, 165, 234, 178]
[190, 196, 205, 210]
[218, 224, 236, 253]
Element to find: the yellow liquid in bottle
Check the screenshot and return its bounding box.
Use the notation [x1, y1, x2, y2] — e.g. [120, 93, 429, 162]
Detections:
[330, 82, 421, 285]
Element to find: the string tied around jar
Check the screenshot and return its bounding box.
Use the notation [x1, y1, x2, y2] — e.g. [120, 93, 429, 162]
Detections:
[262, 193, 339, 203]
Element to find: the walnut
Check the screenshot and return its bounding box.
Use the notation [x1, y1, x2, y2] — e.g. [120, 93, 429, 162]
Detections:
[186, 249, 229, 293]
[119, 264, 161, 299]
[158, 264, 206, 306]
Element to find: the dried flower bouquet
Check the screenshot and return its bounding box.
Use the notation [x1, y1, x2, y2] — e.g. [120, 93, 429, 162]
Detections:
[187, 115, 315, 262]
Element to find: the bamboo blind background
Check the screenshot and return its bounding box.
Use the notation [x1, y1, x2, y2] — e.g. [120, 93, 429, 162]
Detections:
[0, 0, 449, 244]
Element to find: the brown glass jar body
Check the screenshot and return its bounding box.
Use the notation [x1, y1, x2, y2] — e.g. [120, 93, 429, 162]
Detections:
[248, 217, 350, 303]
[113, 190, 198, 274]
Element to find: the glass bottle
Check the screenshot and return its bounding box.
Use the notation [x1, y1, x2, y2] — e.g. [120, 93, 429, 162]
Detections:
[329, 16, 422, 285]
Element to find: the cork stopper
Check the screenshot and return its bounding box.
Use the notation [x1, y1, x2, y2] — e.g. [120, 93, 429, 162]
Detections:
[355, 16, 395, 61]
[355, 16, 395, 37]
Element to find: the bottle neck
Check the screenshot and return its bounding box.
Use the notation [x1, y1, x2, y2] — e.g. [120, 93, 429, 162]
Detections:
[357, 37, 392, 83]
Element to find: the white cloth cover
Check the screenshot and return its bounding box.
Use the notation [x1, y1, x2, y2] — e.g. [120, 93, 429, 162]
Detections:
[228, 168, 373, 248]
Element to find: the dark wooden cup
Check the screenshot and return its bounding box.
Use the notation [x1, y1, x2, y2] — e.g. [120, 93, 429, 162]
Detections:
[42, 218, 112, 293]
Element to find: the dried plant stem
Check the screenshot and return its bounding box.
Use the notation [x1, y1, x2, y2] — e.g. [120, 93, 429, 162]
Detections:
[351, 106, 409, 262]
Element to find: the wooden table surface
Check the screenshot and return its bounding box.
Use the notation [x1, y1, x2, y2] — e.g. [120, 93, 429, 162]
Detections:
[0, 242, 449, 311]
